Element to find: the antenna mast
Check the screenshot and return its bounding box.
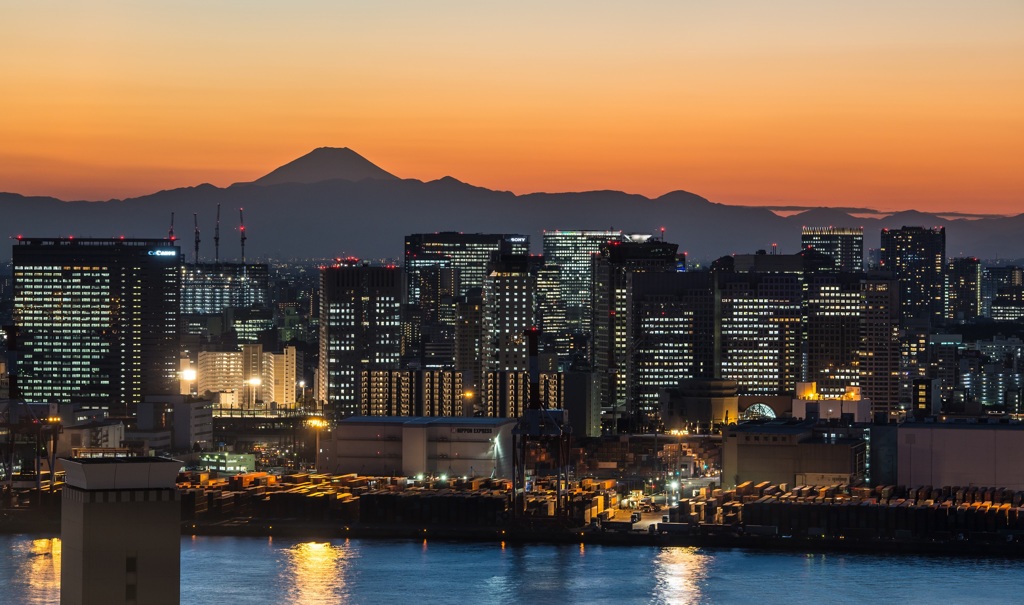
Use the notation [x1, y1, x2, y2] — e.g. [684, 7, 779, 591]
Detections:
[214, 204, 221, 264]
[193, 213, 201, 264]
[168, 212, 176, 241]
[239, 207, 247, 264]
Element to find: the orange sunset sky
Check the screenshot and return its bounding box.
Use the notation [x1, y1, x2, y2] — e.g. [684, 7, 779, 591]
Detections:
[1, 1, 1022, 213]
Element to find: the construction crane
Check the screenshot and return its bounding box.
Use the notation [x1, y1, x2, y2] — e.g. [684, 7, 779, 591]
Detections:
[214, 203, 221, 264]
[239, 207, 247, 264]
[193, 213, 201, 264]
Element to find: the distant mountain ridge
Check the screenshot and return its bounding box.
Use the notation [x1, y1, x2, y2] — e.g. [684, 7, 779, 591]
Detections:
[2, 148, 1022, 263]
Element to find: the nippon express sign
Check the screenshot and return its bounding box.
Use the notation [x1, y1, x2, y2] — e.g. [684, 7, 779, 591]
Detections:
[148, 249, 178, 257]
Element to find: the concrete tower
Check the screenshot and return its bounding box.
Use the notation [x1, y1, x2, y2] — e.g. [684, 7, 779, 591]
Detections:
[60, 457, 181, 605]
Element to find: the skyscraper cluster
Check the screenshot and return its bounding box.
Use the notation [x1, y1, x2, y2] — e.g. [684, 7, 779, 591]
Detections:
[3, 221, 1022, 440]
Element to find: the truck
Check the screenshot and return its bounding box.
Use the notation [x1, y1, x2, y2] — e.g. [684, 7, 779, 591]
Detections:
[602, 520, 636, 532]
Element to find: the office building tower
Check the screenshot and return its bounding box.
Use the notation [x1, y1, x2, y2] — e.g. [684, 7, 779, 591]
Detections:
[879, 226, 946, 326]
[858, 275, 901, 417]
[992, 286, 1024, 321]
[12, 238, 181, 415]
[717, 272, 804, 396]
[899, 319, 931, 407]
[180, 263, 269, 315]
[404, 233, 529, 299]
[592, 239, 679, 412]
[801, 227, 864, 272]
[928, 333, 962, 404]
[402, 263, 458, 368]
[535, 262, 571, 355]
[454, 289, 484, 412]
[981, 265, 1023, 317]
[318, 261, 401, 418]
[625, 271, 715, 428]
[542, 230, 626, 334]
[480, 254, 539, 414]
[945, 257, 982, 323]
[802, 274, 864, 397]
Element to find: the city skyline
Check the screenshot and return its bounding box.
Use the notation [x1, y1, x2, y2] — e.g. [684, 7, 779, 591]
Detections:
[2, 2, 1022, 213]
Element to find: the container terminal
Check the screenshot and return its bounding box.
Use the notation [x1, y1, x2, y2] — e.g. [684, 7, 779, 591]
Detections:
[7, 470, 1024, 557]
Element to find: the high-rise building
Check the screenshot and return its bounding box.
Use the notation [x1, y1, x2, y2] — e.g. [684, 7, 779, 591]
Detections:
[535, 262, 570, 355]
[481, 254, 538, 376]
[592, 239, 679, 412]
[992, 286, 1024, 321]
[454, 289, 484, 413]
[12, 238, 181, 415]
[625, 271, 716, 428]
[945, 257, 982, 323]
[180, 263, 269, 315]
[801, 227, 864, 272]
[879, 226, 946, 326]
[262, 345, 298, 408]
[981, 265, 1022, 317]
[196, 343, 296, 410]
[717, 272, 803, 396]
[401, 262, 458, 368]
[802, 274, 864, 397]
[318, 261, 401, 418]
[404, 233, 529, 299]
[858, 275, 901, 417]
[360, 369, 464, 417]
[542, 230, 626, 334]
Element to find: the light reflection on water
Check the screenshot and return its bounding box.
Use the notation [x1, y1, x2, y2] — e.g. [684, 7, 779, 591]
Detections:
[4, 535, 1024, 604]
[651, 547, 711, 605]
[282, 541, 352, 604]
[4, 537, 62, 605]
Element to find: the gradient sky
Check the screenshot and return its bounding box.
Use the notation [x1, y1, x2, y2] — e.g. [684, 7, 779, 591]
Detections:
[2, 1, 1022, 213]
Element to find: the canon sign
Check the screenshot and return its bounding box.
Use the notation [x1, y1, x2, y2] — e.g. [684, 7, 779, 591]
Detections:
[148, 249, 178, 257]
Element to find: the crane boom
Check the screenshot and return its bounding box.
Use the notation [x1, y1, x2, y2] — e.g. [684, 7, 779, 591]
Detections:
[239, 207, 247, 264]
[193, 212, 201, 263]
[214, 204, 221, 264]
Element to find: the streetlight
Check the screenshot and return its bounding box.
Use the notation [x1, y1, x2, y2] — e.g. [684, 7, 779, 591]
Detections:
[182, 368, 197, 396]
[247, 377, 262, 411]
[307, 417, 329, 471]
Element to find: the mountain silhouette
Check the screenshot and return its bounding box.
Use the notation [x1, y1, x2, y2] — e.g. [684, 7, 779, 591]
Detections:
[2, 149, 1023, 263]
[238, 147, 398, 186]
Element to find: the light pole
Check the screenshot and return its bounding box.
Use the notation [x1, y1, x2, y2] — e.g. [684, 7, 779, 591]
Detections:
[182, 368, 197, 397]
[247, 377, 262, 411]
[307, 417, 329, 471]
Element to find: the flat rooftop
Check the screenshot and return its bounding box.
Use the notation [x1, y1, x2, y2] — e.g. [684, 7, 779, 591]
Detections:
[61, 456, 182, 490]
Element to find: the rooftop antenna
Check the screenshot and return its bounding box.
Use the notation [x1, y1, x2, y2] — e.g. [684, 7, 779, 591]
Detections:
[239, 207, 247, 264]
[168, 212, 176, 242]
[193, 213, 201, 264]
[214, 204, 221, 264]
[660, 226, 666, 242]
